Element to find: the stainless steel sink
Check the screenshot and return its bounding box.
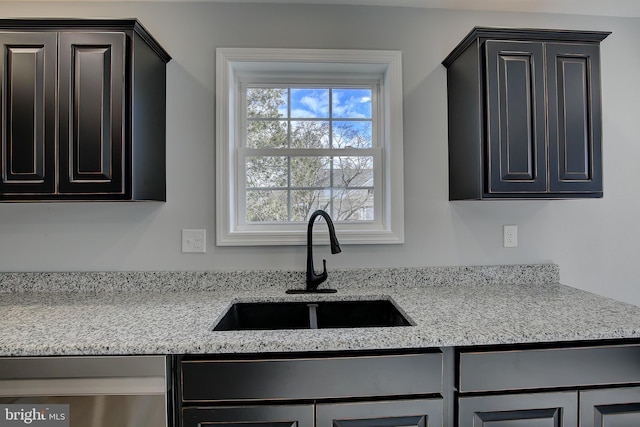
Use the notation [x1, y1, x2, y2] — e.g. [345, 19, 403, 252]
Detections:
[212, 299, 412, 331]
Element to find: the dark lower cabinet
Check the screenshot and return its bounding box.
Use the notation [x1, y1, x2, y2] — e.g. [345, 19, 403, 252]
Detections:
[0, 19, 170, 201]
[317, 399, 442, 427]
[457, 344, 640, 427]
[176, 345, 640, 427]
[182, 399, 441, 427]
[458, 392, 578, 427]
[460, 388, 640, 427]
[182, 404, 314, 427]
[177, 352, 444, 427]
[580, 387, 640, 427]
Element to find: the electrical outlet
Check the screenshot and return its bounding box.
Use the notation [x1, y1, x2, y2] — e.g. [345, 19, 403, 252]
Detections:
[503, 225, 518, 248]
[182, 229, 206, 253]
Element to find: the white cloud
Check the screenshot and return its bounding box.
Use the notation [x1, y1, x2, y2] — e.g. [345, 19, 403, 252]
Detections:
[291, 108, 317, 118]
[300, 95, 329, 117]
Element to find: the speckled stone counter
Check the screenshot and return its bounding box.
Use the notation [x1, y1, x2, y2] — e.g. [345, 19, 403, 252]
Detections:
[1, 264, 639, 356]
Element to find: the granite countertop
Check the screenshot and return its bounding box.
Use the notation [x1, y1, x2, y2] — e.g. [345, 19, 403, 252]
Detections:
[1, 264, 640, 356]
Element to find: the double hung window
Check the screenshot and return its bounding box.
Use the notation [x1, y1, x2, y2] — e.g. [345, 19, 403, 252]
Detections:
[216, 48, 404, 246]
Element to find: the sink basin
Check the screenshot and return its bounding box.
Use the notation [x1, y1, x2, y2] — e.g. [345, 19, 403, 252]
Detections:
[212, 299, 412, 331]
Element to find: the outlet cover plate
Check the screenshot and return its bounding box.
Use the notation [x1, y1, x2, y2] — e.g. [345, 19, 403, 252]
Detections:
[503, 225, 517, 248]
[182, 229, 206, 253]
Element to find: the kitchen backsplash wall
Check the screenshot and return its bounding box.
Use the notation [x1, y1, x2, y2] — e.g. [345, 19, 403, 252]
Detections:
[0, 2, 638, 305]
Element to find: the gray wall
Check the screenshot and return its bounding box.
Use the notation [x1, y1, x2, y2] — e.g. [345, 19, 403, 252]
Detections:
[1, 2, 638, 305]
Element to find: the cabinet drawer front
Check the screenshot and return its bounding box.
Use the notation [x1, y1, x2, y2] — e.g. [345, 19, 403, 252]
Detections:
[317, 398, 443, 427]
[580, 387, 640, 427]
[459, 391, 577, 427]
[459, 345, 640, 393]
[181, 353, 442, 402]
[182, 404, 314, 427]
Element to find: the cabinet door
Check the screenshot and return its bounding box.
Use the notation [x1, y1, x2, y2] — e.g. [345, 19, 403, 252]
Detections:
[317, 399, 442, 427]
[459, 392, 578, 427]
[58, 32, 126, 196]
[546, 43, 602, 194]
[181, 404, 314, 427]
[0, 32, 56, 196]
[485, 40, 547, 195]
[580, 387, 640, 427]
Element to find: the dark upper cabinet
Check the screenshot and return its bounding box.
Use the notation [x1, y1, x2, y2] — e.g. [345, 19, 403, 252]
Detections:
[0, 32, 56, 195]
[0, 19, 171, 201]
[442, 27, 609, 199]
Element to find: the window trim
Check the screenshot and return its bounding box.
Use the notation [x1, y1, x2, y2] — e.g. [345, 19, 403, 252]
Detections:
[216, 48, 404, 246]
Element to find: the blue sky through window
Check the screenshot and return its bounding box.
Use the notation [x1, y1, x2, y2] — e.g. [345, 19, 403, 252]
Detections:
[281, 88, 372, 119]
[333, 89, 372, 118]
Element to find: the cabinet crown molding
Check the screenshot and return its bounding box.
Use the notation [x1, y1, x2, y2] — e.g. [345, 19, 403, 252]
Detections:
[0, 18, 171, 63]
[443, 26, 610, 67]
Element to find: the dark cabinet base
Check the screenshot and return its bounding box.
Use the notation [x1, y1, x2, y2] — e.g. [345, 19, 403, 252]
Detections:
[182, 405, 314, 427]
[177, 352, 444, 427]
[459, 392, 578, 427]
[580, 387, 640, 427]
[175, 343, 640, 427]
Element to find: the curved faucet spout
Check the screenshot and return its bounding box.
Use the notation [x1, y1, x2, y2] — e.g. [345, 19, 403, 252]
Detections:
[306, 209, 341, 292]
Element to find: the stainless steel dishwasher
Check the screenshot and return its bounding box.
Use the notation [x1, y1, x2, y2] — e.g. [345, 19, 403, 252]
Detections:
[0, 356, 168, 427]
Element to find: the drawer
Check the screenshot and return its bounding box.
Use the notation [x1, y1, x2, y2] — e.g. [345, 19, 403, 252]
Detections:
[459, 344, 640, 393]
[181, 352, 442, 402]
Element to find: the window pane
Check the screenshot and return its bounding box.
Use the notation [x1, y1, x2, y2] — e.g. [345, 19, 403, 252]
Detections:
[291, 88, 329, 118]
[246, 156, 288, 188]
[333, 189, 374, 221]
[247, 88, 287, 118]
[242, 84, 379, 225]
[247, 120, 288, 149]
[332, 121, 372, 148]
[291, 156, 330, 187]
[332, 88, 372, 118]
[246, 190, 288, 222]
[291, 120, 329, 148]
[333, 156, 374, 187]
[290, 190, 325, 221]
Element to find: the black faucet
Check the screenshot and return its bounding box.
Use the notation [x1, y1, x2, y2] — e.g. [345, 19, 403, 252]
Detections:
[287, 209, 341, 294]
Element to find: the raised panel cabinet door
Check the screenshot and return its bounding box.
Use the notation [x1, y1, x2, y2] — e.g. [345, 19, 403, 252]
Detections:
[485, 40, 547, 194]
[459, 392, 578, 427]
[0, 32, 56, 196]
[580, 387, 640, 427]
[546, 43, 602, 194]
[181, 404, 314, 427]
[316, 399, 443, 427]
[58, 31, 126, 196]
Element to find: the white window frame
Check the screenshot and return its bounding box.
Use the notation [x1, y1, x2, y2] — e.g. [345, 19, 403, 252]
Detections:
[216, 48, 404, 246]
